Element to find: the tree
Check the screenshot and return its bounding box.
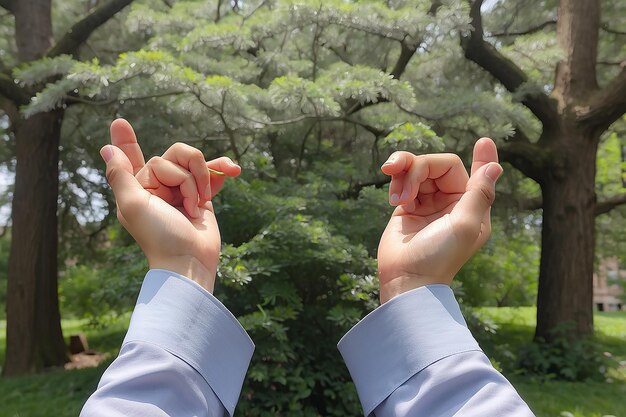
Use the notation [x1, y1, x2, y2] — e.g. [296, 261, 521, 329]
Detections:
[460, 0, 626, 341]
[20, 0, 476, 410]
[0, 0, 136, 376]
[15, 1, 622, 390]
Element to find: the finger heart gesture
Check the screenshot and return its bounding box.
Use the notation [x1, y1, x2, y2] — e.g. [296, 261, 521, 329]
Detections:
[101, 119, 241, 292]
[377, 138, 503, 303]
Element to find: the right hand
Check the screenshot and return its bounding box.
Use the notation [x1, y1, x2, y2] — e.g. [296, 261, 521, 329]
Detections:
[377, 138, 503, 303]
[102, 118, 241, 292]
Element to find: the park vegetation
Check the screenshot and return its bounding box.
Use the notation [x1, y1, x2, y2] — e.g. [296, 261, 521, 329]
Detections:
[0, 0, 625, 414]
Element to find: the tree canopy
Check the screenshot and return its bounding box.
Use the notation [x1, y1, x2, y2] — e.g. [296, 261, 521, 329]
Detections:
[0, 0, 625, 400]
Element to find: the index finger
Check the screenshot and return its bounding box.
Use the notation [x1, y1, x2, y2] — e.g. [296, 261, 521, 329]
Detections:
[110, 118, 145, 175]
[381, 151, 469, 206]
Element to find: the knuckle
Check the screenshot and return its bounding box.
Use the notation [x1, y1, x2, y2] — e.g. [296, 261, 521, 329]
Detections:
[191, 149, 206, 166]
[478, 185, 495, 205]
[191, 148, 204, 159]
[105, 166, 117, 185]
[147, 156, 161, 165]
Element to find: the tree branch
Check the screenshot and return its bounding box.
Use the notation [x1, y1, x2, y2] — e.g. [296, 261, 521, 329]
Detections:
[601, 23, 626, 36]
[490, 192, 541, 211]
[338, 177, 390, 199]
[460, 0, 557, 126]
[64, 90, 186, 106]
[491, 20, 556, 37]
[499, 136, 550, 184]
[47, 0, 136, 58]
[0, 95, 20, 126]
[496, 194, 626, 216]
[0, 0, 12, 13]
[0, 71, 30, 105]
[595, 194, 626, 216]
[346, 39, 416, 115]
[343, 116, 390, 137]
[346, 0, 443, 116]
[580, 65, 626, 131]
[390, 39, 417, 80]
[597, 60, 624, 66]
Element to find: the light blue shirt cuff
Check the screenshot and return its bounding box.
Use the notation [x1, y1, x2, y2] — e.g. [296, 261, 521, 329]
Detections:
[123, 269, 254, 416]
[337, 285, 481, 416]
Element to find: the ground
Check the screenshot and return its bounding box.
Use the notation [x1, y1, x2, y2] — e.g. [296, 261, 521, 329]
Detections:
[0, 308, 624, 417]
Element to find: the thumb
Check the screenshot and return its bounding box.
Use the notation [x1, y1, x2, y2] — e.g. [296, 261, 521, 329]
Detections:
[451, 162, 502, 239]
[101, 145, 146, 218]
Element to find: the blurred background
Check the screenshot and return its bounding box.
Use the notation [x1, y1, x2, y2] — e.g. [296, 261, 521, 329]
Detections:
[0, 0, 625, 416]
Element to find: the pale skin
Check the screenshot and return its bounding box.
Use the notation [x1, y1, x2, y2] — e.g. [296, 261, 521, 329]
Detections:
[102, 119, 502, 302]
[378, 139, 502, 303]
[102, 118, 240, 292]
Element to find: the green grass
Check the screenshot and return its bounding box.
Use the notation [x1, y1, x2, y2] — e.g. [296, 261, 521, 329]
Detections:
[0, 309, 624, 417]
[0, 315, 129, 417]
[476, 308, 626, 417]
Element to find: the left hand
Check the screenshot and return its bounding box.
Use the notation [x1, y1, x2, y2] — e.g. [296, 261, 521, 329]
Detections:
[103, 119, 241, 292]
[377, 138, 502, 303]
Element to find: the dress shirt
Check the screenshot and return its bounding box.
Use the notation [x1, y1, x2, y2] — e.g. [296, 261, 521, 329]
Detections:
[80, 270, 535, 416]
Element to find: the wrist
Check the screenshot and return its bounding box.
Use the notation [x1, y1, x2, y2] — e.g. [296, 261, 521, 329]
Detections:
[149, 255, 216, 293]
[379, 275, 452, 304]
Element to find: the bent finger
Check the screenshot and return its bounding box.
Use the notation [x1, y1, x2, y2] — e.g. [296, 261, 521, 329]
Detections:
[382, 152, 468, 206]
[162, 142, 212, 201]
[137, 156, 201, 218]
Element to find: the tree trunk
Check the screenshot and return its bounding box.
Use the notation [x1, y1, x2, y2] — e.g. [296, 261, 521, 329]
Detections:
[462, 0, 626, 346]
[1, 0, 134, 376]
[3, 110, 68, 376]
[535, 129, 599, 341]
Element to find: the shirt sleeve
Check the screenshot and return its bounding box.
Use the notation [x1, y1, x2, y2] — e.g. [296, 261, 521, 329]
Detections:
[80, 269, 255, 417]
[337, 285, 535, 417]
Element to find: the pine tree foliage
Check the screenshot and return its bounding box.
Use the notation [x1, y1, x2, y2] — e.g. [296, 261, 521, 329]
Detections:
[9, 1, 484, 408]
[18, 0, 478, 159]
[2, 0, 624, 393]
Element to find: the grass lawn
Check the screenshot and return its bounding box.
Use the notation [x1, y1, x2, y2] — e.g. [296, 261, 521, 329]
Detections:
[0, 316, 129, 417]
[0, 308, 624, 417]
[476, 307, 626, 417]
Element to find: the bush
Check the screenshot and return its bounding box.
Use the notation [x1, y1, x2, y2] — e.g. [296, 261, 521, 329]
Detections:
[216, 178, 380, 416]
[59, 238, 147, 326]
[516, 324, 608, 381]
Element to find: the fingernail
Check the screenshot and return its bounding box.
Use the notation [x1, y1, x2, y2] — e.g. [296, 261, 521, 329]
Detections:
[100, 146, 113, 163]
[390, 193, 400, 205]
[383, 155, 397, 165]
[485, 163, 503, 182]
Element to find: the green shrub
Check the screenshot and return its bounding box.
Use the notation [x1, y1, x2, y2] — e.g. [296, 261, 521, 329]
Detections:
[60, 242, 146, 326]
[216, 178, 380, 416]
[516, 324, 608, 381]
